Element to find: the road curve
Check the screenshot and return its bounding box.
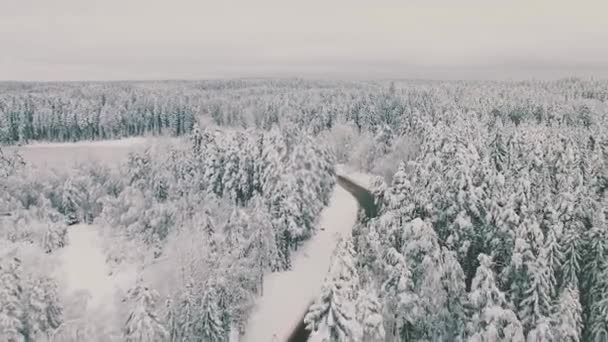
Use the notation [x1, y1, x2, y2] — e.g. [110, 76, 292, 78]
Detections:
[286, 174, 378, 342]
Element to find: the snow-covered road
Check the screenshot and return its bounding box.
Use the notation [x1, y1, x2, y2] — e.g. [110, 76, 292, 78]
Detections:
[57, 225, 114, 310]
[241, 170, 373, 342]
[56, 224, 136, 315]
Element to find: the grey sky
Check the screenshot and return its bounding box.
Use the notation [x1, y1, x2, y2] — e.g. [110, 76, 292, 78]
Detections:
[1, 0, 607, 81]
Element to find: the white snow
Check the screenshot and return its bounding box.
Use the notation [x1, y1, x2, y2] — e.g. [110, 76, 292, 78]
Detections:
[56, 224, 136, 314]
[20, 137, 149, 149]
[6, 136, 176, 170]
[307, 322, 329, 342]
[241, 169, 373, 342]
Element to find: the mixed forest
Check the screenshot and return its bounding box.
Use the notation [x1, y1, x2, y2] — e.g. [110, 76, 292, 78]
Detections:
[1, 78, 608, 341]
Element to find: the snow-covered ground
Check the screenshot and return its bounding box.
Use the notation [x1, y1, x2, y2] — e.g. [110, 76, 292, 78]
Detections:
[4, 136, 174, 169]
[20, 137, 149, 149]
[56, 224, 136, 315]
[241, 169, 373, 342]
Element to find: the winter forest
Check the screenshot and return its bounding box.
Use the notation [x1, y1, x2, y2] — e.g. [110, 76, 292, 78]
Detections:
[1, 78, 608, 342]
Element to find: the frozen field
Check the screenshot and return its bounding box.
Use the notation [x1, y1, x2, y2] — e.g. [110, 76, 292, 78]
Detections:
[3, 137, 170, 169]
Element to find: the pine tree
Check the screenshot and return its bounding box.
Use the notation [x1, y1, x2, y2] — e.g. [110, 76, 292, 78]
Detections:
[439, 248, 467, 340]
[355, 288, 384, 342]
[23, 276, 63, 341]
[380, 247, 418, 341]
[580, 208, 608, 341]
[588, 258, 608, 341]
[305, 240, 361, 341]
[490, 131, 507, 172]
[61, 179, 79, 225]
[224, 208, 248, 252]
[123, 279, 168, 342]
[163, 297, 179, 342]
[221, 142, 241, 202]
[506, 214, 543, 312]
[190, 123, 203, 154]
[467, 254, 524, 342]
[543, 228, 562, 294]
[520, 252, 553, 339]
[0, 257, 24, 342]
[174, 281, 196, 341]
[246, 197, 279, 294]
[560, 228, 581, 289]
[388, 161, 413, 212]
[42, 223, 67, 254]
[197, 286, 225, 342]
[552, 286, 582, 342]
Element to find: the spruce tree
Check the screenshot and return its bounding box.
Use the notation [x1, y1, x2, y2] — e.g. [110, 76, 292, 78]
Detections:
[0, 257, 24, 342]
[305, 240, 362, 341]
[467, 254, 524, 342]
[123, 279, 167, 342]
[553, 286, 582, 342]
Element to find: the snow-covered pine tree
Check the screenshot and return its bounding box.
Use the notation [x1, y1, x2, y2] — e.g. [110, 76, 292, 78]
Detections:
[467, 254, 524, 342]
[42, 222, 67, 254]
[355, 287, 384, 342]
[246, 196, 279, 293]
[506, 212, 543, 313]
[234, 139, 256, 204]
[560, 227, 581, 290]
[163, 297, 179, 342]
[0, 257, 24, 342]
[379, 247, 418, 341]
[438, 248, 467, 340]
[388, 161, 413, 213]
[221, 141, 241, 203]
[201, 131, 224, 196]
[259, 127, 287, 196]
[190, 122, 203, 154]
[22, 276, 63, 341]
[588, 259, 608, 341]
[490, 131, 508, 172]
[586, 222, 608, 341]
[369, 176, 388, 212]
[61, 179, 79, 225]
[197, 286, 225, 342]
[552, 285, 582, 342]
[305, 239, 362, 341]
[543, 228, 562, 295]
[223, 208, 248, 253]
[123, 279, 168, 342]
[173, 281, 196, 341]
[520, 251, 553, 340]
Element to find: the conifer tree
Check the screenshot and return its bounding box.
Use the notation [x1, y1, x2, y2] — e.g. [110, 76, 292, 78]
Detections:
[0, 257, 24, 342]
[305, 240, 362, 341]
[123, 279, 167, 342]
[520, 252, 553, 339]
[553, 286, 582, 342]
[355, 288, 384, 342]
[467, 254, 524, 342]
[198, 286, 225, 342]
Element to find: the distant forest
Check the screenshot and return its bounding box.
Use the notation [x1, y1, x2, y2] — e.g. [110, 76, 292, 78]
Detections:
[2, 78, 607, 145]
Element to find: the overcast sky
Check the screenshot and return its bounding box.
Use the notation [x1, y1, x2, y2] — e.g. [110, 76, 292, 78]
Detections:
[1, 0, 607, 81]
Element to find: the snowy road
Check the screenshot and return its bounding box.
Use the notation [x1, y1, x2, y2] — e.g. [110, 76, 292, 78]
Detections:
[56, 224, 136, 315]
[241, 170, 372, 342]
[57, 225, 114, 310]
